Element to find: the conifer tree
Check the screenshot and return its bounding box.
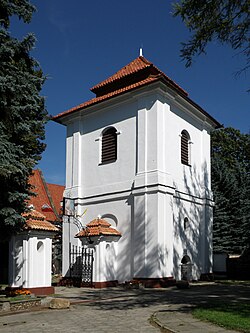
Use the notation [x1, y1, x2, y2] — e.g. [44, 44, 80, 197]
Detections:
[0, 1, 47, 239]
[212, 127, 250, 253]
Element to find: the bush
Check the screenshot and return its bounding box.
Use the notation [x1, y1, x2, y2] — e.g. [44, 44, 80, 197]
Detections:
[5, 287, 31, 297]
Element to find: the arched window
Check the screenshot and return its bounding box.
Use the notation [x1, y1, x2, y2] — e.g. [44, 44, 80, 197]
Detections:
[181, 130, 190, 165]
[181, 255, 191, 265]
[101, 127, 117, 164]
[184, 217, 189, 230]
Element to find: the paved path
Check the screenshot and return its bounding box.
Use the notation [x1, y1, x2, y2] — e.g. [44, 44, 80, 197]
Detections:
[0, 283, 249, 332]
[0, 299, 162, 333]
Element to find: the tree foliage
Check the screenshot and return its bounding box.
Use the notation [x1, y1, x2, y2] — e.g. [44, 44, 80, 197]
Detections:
[0, 0, 47, 239]
[211, 127, 250, 253]
[173, 0, 250, 75]
[0, 0, 35, 28]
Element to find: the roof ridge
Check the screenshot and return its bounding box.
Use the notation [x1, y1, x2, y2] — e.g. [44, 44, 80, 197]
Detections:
[138, 55, 153, 65]
[52, 56, 221, 128]
[75, 217, 121, 238]
[90, 56, 153, 93]
[23, 209, 46, 220]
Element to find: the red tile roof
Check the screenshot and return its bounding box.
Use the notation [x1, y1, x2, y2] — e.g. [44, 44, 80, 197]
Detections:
[53, 76, 159, 120]
[52, 56, 221, 128]
[23, 210, 59, 232]
[75, 218, 121, 238]
[28, 170, 64, 222]
[90, 56, 158, 92]
[47, 183, 64, 217]
[91, 56, 151, 89]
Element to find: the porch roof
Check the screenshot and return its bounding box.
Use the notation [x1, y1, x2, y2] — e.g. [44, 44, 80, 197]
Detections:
[23, 210, 59, 232]
[75, 218, 121, 238]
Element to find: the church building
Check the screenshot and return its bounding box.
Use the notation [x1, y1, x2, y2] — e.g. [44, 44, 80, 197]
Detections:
[53, 55, 221, 287]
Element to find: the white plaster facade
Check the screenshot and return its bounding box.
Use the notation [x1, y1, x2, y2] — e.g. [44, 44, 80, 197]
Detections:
[56, 57, 219, 284]
[9, 231, 53, 288]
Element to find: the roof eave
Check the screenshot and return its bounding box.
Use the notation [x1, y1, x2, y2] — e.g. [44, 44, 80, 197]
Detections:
[53, 75, 221, 129]
[52, 77, 161, 124]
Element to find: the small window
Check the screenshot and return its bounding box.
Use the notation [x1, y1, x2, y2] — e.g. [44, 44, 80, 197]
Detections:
[181, 130, 190, 165]
[37, 241, 44, 252]
[101, 127, 117, 164]
[184, 217, 189, 230]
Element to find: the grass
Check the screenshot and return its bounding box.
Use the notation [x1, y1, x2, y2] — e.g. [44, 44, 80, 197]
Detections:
[193, 302, 250, 333]
[215, 280, 250, 286]
[0, 295, 35, 302]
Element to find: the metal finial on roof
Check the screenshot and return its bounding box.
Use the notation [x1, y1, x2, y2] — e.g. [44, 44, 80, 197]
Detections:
[139, 47, 143, 57]
[97, 214, 101, 219]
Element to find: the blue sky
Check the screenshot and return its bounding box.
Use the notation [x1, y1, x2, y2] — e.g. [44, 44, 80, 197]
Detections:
[11, 0, 249, 185]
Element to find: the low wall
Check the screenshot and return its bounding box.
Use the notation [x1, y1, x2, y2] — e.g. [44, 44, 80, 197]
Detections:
[0, 298, 41, 312]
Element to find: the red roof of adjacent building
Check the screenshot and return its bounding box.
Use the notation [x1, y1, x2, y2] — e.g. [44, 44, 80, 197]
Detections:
[47, 183, 65, 217]
[75, 218, 121, 238]
[28, 170, 64, 223]
[53, 56, 221, 128]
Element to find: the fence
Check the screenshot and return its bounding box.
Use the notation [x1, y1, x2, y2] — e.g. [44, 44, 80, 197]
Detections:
[69, 245, 94, 286]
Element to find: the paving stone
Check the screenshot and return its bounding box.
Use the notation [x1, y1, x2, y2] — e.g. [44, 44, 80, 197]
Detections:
[0, 284, 248, 333]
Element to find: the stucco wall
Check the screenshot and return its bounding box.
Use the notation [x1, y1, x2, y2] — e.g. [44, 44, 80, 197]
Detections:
[9, 232, 53, 288]
[62, 83, 214, 283]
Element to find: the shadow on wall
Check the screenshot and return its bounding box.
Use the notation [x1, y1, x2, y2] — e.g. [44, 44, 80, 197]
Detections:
[10, 239, 26, 287]
[115, 190, 170, 283]
[101, 214, 118, 227]
[63, 160, 212, 284]
[105, 243, 116, 281]
[0, 241, 9, 284]
[173, 161, 212, 280]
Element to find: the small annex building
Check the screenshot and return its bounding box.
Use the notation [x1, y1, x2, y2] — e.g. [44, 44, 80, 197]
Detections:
[26, 169, 65, 274]
[53, 55, 221, 287]
[9, 210, 59, 295]
[7, 170, 64, 295]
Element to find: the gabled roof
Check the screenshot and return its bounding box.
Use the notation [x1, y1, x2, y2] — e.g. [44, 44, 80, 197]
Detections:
[75, 218, 121, 238]
[23, 210, 59, 232]
[53, 56, 221, 128]
[90, 56, 187, 97]
[28, 170, 64, 223]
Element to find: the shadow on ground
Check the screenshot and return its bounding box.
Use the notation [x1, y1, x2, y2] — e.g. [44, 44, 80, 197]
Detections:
[56, 283, 250, 312]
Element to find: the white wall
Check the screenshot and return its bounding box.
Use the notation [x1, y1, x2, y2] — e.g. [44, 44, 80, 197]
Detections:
[9, 232, 53, 288]
[64, 87, 213, 199]
[62, 82, 215, 283]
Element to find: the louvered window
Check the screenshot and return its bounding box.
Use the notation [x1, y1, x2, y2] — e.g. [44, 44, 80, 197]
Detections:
[181, 130, 190, 165]
[101, 127, 117, 164]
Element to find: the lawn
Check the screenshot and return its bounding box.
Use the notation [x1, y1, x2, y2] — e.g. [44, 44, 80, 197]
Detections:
[193, 302, 250, 333]
[215, 280, 250, 286]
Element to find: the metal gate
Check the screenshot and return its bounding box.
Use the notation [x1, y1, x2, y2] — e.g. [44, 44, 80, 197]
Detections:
[70, 245, 94, 286]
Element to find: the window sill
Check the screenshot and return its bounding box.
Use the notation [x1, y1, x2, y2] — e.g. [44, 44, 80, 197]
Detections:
[181, 162, 191, 167]
[99, 160, 117, 166]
